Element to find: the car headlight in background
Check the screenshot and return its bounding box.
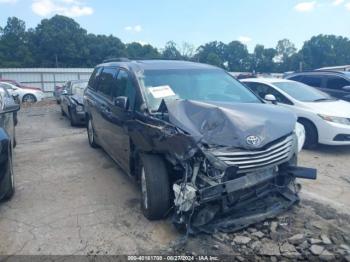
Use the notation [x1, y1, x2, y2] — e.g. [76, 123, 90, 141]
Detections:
[76, 105, 84, 112]
[294, 122, 305, 152]
[319, 114, 350, 126]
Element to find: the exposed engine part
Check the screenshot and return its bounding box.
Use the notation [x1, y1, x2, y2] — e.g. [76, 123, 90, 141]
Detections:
[173, 183, 197, 212]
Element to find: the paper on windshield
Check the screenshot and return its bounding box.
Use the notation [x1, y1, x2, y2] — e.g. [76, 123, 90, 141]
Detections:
[148, 85, 175, 99]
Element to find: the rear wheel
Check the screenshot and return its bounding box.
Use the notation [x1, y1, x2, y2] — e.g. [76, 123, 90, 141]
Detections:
[140, 154, 171, 220]
[298, 119, 318, 149]
[87, 118, 99, 148]
[2, 149, 15, 201]
[22, 94, 37, 103]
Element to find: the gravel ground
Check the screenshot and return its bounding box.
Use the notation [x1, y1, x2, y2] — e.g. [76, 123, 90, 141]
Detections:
[0, 103, 349, 260]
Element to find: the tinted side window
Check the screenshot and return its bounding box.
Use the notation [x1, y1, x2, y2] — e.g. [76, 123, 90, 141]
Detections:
[112, 70, 136, 109]
[326, 76, 350, 90]
[245, 82, 292, 105]
[98, 67, 117, 97]
[300, 75, 322, 88]
[88, 67, 103, 90]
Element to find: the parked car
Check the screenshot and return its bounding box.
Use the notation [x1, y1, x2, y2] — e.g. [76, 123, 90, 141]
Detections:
[84, 59, 316, 233]
[61, 80, 88, 126]
[0, 78, 42, 91]
[54, 85, 64, 104]
[0, 86, 19, 201]
[285, 70, 350, 102]
[242, 78, 350, 148]
[0, 81, 44, 103]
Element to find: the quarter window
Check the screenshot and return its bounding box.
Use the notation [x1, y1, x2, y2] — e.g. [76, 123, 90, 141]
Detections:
[326, 76, 350, 90]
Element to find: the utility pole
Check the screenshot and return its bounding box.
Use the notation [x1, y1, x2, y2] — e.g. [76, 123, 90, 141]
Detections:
[299, 61, 303, 72]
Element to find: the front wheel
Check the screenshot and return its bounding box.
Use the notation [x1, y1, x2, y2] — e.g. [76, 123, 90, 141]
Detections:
[140, 154, 171, 220]
[87, 118, 99, 148]
[298, 119, 318, 149]
[22, 94, 37, 103]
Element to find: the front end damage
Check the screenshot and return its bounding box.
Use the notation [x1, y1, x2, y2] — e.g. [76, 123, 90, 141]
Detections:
[171, 138, 317, 234]
[129, 99, 317, 234]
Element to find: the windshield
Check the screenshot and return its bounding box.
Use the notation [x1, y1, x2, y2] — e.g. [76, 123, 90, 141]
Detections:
[273, 81, 334, 102]
[71, 82, 87, 96]
[139, 69, 261, 111]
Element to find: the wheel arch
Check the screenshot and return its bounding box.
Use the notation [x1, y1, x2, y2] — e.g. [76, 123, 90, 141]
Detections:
[297, 117, 319, 142]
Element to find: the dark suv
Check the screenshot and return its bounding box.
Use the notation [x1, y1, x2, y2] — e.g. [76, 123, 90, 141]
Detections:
[285, 70, 350, 101]
[84, 59, 316, 233]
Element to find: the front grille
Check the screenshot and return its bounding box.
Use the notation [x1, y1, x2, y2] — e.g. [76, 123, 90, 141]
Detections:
[211, 135, 295, 173]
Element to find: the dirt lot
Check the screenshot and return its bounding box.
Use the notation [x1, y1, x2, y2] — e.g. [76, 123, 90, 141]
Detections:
[0, 103, 350, 260]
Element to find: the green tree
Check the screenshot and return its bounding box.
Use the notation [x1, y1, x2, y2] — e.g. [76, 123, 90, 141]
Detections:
[86, 34, 126, 66]
[195, 41, 226, 68]
[224, 41, 250, 71]
[126, 42, 160, 59]
[251, 45, 277, 73]
[275, 39, 297, 72]
[300, 34, 350, 70]
[0, 17, 34, 67]
[162, 41, 182, 60]
[30, 15, 89, 67]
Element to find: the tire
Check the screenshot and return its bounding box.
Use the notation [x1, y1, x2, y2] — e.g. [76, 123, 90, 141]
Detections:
[22, 94, 37, 103]
[69, 109, 77, 127]
[298, 119, 318, 149]
[2, 149, 15, 201]
[139, 154, 171, 220]
[87, 118, 99, 148]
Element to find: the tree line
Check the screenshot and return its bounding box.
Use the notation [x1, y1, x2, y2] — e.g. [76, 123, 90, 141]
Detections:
[1, 15, 350, 73]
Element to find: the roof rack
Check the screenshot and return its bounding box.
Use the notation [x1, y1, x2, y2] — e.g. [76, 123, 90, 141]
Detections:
[102, 57, 131, 63]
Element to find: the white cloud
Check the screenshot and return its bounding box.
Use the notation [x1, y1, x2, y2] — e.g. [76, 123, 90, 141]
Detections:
[238, 36, 252, 44]
[346, 2, 350, 9]
[31, 0, 93, 17]
[124, 25, 142, 33]
[333, 0, 344, 5]
[294, 1, 316, 12]
[0, 0, 17, 3]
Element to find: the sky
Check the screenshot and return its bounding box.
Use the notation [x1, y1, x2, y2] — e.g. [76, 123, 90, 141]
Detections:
[0, 0, 349, 51]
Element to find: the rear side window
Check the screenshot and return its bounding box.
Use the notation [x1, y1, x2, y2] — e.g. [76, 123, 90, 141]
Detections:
[97, 67, 118, 97]
[88, 67, 103, 90]
[326, 76, 350, 90]
[112, 69, 136, 109]
[300, 75, 322, 88]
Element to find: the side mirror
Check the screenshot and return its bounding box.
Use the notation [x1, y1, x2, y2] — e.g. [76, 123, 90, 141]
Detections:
[61, 90, 68, 95]
[342, 86, 350, 91]
[265, 94, 277, 105]
[114, 96, 129, 110]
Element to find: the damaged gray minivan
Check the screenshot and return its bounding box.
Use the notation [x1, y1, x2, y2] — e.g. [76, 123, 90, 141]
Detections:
[84, 59, 317, 234]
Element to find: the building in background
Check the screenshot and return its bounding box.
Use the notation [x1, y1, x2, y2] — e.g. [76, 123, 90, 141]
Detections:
[0, 68, 93, 95]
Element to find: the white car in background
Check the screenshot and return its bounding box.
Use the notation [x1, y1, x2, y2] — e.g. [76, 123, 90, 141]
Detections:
[242, 78, 350, 148]
[0, 81, 44, 103]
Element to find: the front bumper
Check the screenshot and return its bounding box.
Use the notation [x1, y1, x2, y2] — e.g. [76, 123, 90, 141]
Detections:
[176, 166, 317, 234]
[317, 120, 350, 145]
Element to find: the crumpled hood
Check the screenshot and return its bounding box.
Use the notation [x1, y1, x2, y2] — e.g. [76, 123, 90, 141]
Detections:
[70, 94, 84, 105]
[165, 99, 297, 149]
